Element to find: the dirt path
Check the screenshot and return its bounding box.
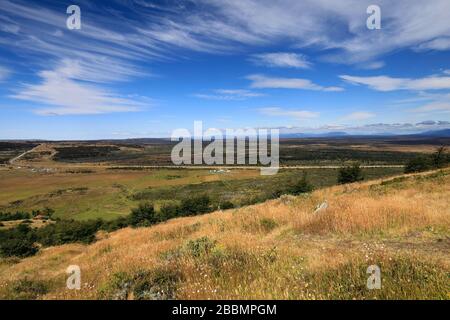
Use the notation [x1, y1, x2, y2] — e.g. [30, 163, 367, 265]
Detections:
[8, 144, 42, 165]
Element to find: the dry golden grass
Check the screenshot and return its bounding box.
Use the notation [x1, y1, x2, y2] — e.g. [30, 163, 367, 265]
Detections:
[0, 169, 449, 300]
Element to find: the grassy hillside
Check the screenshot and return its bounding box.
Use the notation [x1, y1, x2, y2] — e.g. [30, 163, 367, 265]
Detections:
[0, 169, 448, 300]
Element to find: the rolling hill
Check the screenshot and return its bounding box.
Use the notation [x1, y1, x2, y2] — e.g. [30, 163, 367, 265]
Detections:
[0, 169, 449, 300]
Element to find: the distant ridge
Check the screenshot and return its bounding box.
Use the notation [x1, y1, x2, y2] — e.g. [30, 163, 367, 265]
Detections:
[280, 128, 450, 139]
[410, 129, 450, 137]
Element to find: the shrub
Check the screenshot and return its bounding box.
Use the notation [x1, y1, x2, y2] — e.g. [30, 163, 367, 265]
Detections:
[431, 146, 449, 168]
[159, 203, 180, 220]
[186, 237, 217, 257]
[7, 279, 49, 300]
[219, 201, 235, 210]
[99, 268, 182, 300]
[0, 211, 31, 222]
[289, 172, 314, 195]
[338, 164, 364, 184]
[101, 216, 130, 232]
[129, 203, 158, 227]
[179, 195, 211, 216]
[0, 224, 38, 258]
[259, 218, 278, 232]
[404, 156, 432, 173]
[133, 268, 182, 300]
[405, 147, 449, 174]
[35, 219, 102, 246]
[0, 238, 38, 258]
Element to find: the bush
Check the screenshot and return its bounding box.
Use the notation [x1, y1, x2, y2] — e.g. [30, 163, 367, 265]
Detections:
[431, 146, 449, 168]
[289, 172, 314, 195]
[0, 211, 31, 222]
[129, 203, 158, 227]
[159, 203, 180, 220]
[101, 216, 130, 232]
[404, 156, 432, 173]
[219, 201, 235, 210]
[0, 224, 38, 258]
[260, 218, 278, 232]
[338, 164, 364, 184]
[0, 238, 38, 258]
[405, 147, 449, 173]
[186, 237, 216, 257]
[179, 195, 211, 216]
[100, 268, 182, 300]
[35, 219, 102, 246]
[133, 268, 182, 300]
[7, 279, 49, 300]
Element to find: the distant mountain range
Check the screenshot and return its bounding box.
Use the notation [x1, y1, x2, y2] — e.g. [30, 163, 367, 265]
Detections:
[411, 129, 450, 137]
[280, 128, 450, 139]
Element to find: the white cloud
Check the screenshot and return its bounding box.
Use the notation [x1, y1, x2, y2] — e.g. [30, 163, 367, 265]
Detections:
[416, 37, 450, 51]
[3, 0, 450, 75]
[259, 107, 320, 119]
[1, 0, 449, 105]
[189, 0, 450, 65]
[276, 121, 450, 135]
[340, 75, 450, 91]
[248, 74, 343, 91]
[342, 111, 376, 121]
[193, 89, 263, 100]
[0, 66, 10, 81]
[0, 23, 20, 34]
[358, 61, 385, 70]
[11, 62, 150, 115]
[412, 102, 450, 114]
[251, 52, 311, 69]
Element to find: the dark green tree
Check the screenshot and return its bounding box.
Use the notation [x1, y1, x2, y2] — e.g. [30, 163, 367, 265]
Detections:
[338, 163, 364, 184]
[404, 156, 432, 173]
[129, 203, 158, 227]
[180, 195, 211, 216]
[290, 172, 314, 195]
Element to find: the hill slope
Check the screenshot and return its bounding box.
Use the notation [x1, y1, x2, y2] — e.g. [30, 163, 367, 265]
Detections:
[0, 169, 449, 300]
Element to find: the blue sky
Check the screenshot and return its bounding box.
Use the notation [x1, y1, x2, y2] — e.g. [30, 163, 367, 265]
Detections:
[0, 0, 450, 139]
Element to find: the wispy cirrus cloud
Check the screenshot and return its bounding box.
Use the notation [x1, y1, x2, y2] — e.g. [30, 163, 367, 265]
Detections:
[412, 102, 450, 114]
[342, 72, 450, 116]
[2, 0, 450, 119]
[250, 52, 311, 69]
[248, 74, 343, 92]
[416, 37, 450, 51]
[193, 89, 263, 100]
[340, 74, 450, 91]
[259, 107, 320, 119]
[11, 61, 151, 115]
[0, 66, 10, 81]
[188, 0, 450, 65]
[3, 0, 450, 80]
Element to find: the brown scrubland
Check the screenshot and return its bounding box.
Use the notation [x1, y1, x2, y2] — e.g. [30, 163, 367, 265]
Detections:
[0, 169, 448, 300]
